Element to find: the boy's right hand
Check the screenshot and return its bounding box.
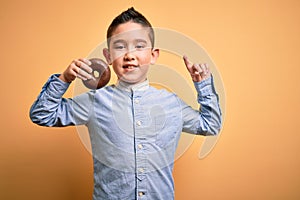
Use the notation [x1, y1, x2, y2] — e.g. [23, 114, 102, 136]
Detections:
[59, 58, 93, 83]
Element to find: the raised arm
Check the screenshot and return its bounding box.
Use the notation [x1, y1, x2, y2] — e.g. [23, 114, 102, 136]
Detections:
[181, 55, 222, 135]
[30, 58, 94, 127]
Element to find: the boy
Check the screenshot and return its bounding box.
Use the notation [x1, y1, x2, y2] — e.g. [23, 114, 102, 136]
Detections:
[30, 7, 222, 200]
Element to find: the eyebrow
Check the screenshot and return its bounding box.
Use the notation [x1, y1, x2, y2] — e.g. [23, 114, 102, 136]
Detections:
[112, 39, 126, 45]
[112, 38, 148, 45]
[134, 39, 147, 43]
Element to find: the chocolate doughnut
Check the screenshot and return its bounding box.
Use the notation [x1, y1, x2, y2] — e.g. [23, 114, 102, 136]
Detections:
[82, 58, 111, 89]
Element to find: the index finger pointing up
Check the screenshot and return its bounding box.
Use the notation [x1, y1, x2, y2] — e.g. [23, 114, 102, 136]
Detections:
[183, 55, 194, 74]
[183, 55, 192, 68]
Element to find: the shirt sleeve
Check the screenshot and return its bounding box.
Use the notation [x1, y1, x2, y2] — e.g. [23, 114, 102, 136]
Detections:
[29, 74, 94, 127]
[181, 75, 222, 135]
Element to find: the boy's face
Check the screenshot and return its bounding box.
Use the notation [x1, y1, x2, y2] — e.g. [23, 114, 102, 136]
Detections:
[103, 22, 159, 84]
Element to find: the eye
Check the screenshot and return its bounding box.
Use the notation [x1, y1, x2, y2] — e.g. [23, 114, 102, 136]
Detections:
[113, 42, 126, 50]
[114, 45, 125, 50]
[135, 43, 146, 49]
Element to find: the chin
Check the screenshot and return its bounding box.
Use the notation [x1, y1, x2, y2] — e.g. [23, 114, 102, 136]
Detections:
[121, 77, 144, 84]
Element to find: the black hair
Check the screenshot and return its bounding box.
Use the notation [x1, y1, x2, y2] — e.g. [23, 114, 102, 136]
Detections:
[106, 7, 154, 47]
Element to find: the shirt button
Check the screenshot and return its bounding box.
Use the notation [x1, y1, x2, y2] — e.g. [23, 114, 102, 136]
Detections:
[137, 144, 143, 149]
[138, 168, 144, 173]
[138, 192, 144, 197]
[134, 99, 140, 104]
[136, 120, 142, 126]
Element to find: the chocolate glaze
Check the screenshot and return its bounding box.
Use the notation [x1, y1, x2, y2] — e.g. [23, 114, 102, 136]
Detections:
[82, 58, 111, 89]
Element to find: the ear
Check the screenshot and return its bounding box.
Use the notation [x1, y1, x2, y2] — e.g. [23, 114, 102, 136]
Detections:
[103, 48, 112, 65]
[150, 48, 159, 65]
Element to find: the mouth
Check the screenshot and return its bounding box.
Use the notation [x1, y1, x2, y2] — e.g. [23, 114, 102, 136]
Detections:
[123, 64, 138, 70]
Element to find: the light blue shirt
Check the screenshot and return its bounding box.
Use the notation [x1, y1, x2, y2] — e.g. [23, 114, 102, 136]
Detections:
[30, 74, 222, 200]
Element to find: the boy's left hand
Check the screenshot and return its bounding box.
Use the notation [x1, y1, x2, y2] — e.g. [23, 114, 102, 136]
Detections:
[183, 55, 211, 82]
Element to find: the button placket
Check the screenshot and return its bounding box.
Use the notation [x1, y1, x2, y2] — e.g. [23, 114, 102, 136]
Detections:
[133, 93, 147, 198]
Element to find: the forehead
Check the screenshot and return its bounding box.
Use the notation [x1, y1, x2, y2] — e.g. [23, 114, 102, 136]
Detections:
[109, 22, 151, 43]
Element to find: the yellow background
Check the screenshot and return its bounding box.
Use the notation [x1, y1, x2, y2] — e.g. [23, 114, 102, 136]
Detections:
[1, 0, 299, 199]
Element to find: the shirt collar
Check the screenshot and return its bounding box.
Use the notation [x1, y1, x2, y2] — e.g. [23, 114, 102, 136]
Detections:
[116, 79, 149, 92]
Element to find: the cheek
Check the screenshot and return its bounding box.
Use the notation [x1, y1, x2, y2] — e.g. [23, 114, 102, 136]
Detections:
[111, 55, 123, 67]
[137, 52, 152, 64]
[111, 62, 122, 74]
[110, 50, 125, 61]
[112, 66, 122, 78]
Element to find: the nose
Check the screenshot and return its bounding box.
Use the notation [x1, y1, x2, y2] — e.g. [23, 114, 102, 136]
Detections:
[124, 50, 136, 61]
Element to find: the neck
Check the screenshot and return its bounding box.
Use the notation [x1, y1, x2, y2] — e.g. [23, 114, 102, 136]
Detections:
[116, 79, 149, 92]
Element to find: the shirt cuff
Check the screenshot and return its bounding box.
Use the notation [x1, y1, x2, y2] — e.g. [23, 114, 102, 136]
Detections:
[43, 74, 70, 98]
[193, 75, 217, 97]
